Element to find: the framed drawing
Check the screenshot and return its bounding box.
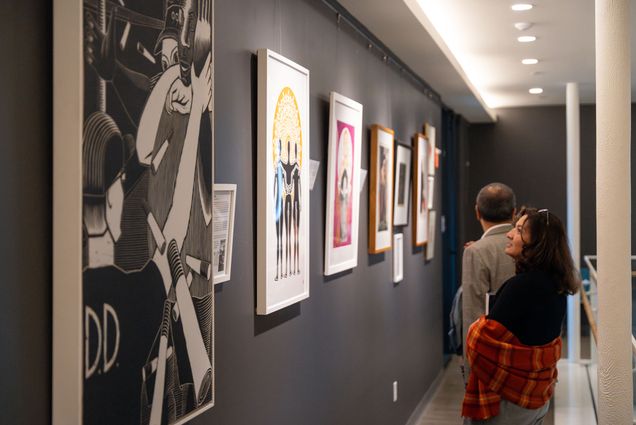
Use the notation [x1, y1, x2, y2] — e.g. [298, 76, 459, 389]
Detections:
[393, 143, 411, 226]
[324, 92, 363, 275]
[256, 49, 310, 315]
[53, 1, 215, 424]
[424, 123, 436, 176]
[393, 233, 404, 283]
[426, 210, 437, 261]
[412, 133, 429, 247]
[213, 184, 237, 284]
[369, 125, 395, 254]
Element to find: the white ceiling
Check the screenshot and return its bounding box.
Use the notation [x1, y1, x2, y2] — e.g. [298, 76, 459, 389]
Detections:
[338, 0, 636, 123]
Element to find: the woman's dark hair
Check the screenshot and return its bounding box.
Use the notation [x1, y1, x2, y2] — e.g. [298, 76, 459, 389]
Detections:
[515, 207, 580, 295]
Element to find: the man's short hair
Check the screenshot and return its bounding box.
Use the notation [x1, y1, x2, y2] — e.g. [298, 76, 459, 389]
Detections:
[476, 183, 516, 223]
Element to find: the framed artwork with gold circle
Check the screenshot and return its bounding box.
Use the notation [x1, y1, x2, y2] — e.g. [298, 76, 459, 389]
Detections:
[257, 49, 310, 315]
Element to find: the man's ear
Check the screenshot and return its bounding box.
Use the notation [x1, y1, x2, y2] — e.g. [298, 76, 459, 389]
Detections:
[511, 208, 517, 221]
[475, 204, 481, 221]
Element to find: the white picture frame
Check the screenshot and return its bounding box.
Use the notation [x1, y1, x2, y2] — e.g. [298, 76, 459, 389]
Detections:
[426, 210, 437, 261]
[324, 92, 363, 276]
[393, 143, 412, 226]
[393, 233, 404, 283]
[213, 184, 237, 284]
[424, 123, 436, 176]
[427, 175, 435, 210]
[257, 49, 310, 315]
[369, 125, 395, 254]
[412, 133, 429, 247]
[53, 1, 216, 423]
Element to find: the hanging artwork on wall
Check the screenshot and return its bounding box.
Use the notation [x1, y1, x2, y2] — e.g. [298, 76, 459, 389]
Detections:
[393, 143, 411, 226]
[412, 133, 429, 247]
[424, 123, 436, 176]
[427, 175, 435, 210]
[256, 49, 310, 315]
[53, 1, 215, 424]
[393, 233, 404, 283]
[369, 125, 395, 254]
[213, 184, 237, 285]
[426, 210, 437, 261]
[324, 92, 363, 275]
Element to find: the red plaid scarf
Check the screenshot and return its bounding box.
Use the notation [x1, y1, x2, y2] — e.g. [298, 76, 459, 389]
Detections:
[461, 316, 561, 420]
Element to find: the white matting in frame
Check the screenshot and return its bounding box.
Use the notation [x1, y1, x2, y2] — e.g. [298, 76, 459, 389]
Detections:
[54, 1, 216, 424]
[412, 133, 429, 247]
[257, 49, 310, 315]
[213, 184, 236, 284]
[393, 143, 411, 226]
[324, 92, 363, 276]
[369, 125, 395, 254]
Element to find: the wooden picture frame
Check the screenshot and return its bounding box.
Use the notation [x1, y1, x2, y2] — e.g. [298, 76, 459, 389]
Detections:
[412, 133, 429, 247]
[53, 1, 216, 423]
[256, 49, 310, 315]
[393, 143, 412, 227]
[324, 92, 363, 275]
[369, 125, 395, 254]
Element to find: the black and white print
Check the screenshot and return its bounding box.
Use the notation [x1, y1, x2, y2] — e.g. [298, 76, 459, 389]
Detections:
[81, 1, 214, 423]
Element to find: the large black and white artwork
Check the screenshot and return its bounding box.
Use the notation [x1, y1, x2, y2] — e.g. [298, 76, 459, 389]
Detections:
[79, 0, 214, 423]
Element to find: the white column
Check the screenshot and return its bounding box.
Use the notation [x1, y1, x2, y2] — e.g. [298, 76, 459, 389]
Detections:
[595, 0, 633, 423]
[566, 82, 581, 363]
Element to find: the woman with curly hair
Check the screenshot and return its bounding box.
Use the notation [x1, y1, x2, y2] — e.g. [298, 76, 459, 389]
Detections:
[462, 207, 580, 424]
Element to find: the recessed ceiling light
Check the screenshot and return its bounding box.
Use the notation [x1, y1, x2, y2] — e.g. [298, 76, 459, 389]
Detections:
[514, 22, 533, 31]
[522, 58, 539, 65]
[529, 88, 543, 94]
[518, 35, 537, 43]
[512, 4, 533, 11]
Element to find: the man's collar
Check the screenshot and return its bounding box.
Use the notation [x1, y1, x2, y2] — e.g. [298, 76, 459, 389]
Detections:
[480, 223, 512, 239]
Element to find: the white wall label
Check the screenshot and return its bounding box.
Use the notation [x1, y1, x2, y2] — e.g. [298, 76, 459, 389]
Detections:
[309, 160, 320, 191]
[360, 169, 368, 193]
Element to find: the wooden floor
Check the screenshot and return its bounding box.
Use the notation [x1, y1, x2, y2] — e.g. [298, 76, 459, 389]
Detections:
[413, 356, 555, 425]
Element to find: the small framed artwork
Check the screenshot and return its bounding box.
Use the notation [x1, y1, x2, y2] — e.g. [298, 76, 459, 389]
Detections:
[393, 143, 412, 226]
[426, 210, 437, 261]
[213, 184, 237, 284]
[424, 123, 436, 176]
[393, 233, 404, 283]
[324, 92, 363, 276]
[412, 133, 429, 247]
[369, 125, 395, 254]
[427, 175, 435, 210]
[257, 49, 310, 315]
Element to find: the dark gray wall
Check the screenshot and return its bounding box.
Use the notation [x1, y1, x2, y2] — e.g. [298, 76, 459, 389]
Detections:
[2, 0, 446, 424]
[465, 106, 568, 243]
[466, 105, 635, 262]
[205, 1, 443, 424]
[0, 0, 52, 424]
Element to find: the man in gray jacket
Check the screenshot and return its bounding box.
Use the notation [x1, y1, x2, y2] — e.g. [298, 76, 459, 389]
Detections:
[462, 183, 517, 360]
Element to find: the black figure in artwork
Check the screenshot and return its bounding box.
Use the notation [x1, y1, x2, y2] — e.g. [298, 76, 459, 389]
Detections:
[282, 140, 295, 278]
[378, 148, 388, 231]
[292, 143, 301, 275]
[274, 139, 284, 281]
